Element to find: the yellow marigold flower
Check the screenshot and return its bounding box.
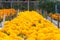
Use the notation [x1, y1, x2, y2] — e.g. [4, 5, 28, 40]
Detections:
[26, 37, 35, 40]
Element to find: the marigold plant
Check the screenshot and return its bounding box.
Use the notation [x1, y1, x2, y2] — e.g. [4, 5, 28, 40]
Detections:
[49, 14, 60, 21]
[0, 9, 16, 20]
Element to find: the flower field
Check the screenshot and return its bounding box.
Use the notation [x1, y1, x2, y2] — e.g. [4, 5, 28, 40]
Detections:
[0, 11, 60, 40]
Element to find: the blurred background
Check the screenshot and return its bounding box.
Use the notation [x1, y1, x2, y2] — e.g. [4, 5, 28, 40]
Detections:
[0, 0, 60, 13]
[0, 0, 60, 28]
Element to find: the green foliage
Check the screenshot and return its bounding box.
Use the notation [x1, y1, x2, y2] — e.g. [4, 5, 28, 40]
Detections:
[39, 0, 58, 13]
[2, 2, 11, 9]
[2, 1, 58, 13]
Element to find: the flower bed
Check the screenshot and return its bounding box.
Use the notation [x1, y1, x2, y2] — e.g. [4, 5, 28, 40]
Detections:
[49, 14, 60, 21]
[0, 9, 16, 20]
[0, 11, 60, 40]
